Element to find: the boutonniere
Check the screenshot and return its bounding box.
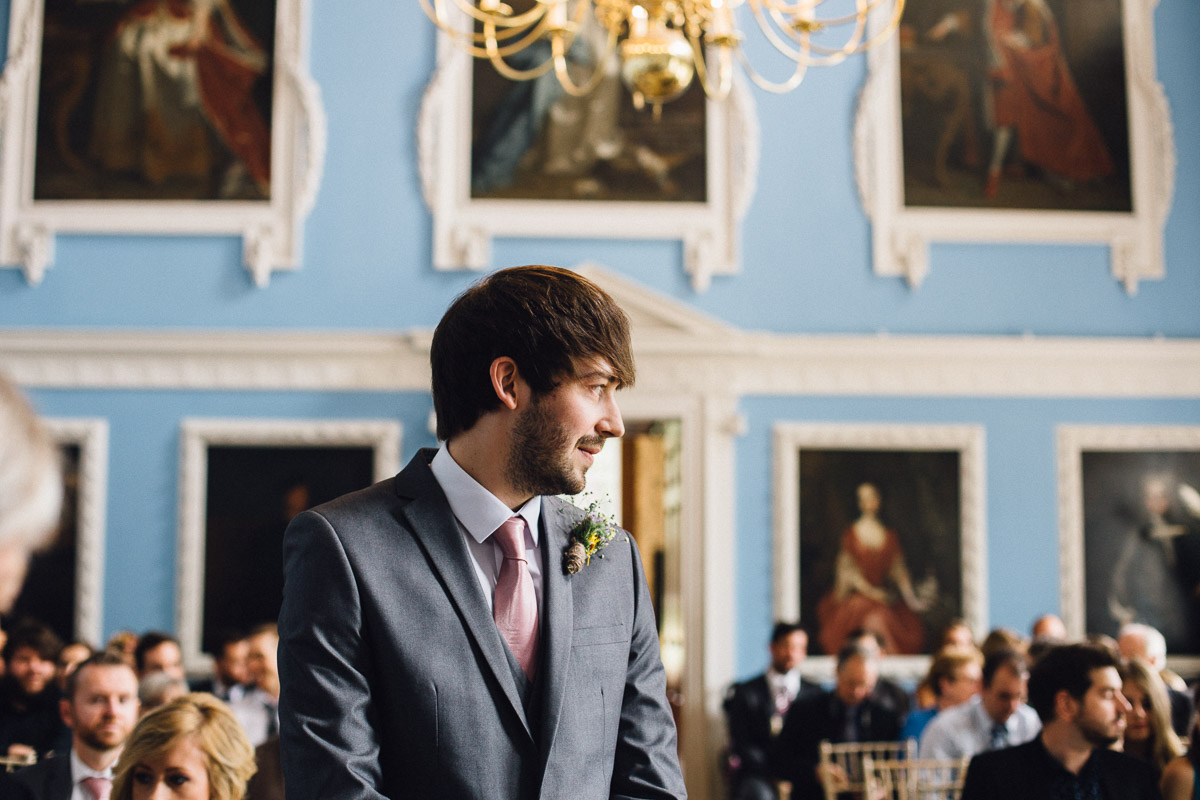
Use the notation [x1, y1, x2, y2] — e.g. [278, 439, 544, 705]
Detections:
[563, 497, 622, 575]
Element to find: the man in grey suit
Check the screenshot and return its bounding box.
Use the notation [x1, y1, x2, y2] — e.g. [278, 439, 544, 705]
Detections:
[278, 265, 687, 799]
[6, 651, 140, 800]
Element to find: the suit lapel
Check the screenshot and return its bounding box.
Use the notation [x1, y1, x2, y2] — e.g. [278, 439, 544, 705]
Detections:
[538, 498, 577, 762]
[393, 451, 533, 740]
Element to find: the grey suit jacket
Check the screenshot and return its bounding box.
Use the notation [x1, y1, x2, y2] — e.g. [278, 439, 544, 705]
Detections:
[5, 753, 72, 800]
[277, 449, 686, 800]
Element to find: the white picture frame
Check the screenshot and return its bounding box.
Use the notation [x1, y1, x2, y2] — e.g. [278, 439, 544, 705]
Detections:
[0, 0, 326, 288]
[774, 423, 986, 680]
[42, 417, 108, 647]
[1057, 424, 1200, 673]
[177, 418, 401, 669]
[854, 0, 1174, 293]
[417, 45, 759, 293]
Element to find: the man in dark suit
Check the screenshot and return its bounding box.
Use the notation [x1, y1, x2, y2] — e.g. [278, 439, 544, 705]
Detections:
[278, 266, 686, 800]
[771, 640, 903, 800]
[6, 651, 140, 800]
[961, 642, 1162, 800]
[723, 622, 820, 800]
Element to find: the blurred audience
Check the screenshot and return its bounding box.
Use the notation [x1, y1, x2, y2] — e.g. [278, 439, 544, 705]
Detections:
[1119, 657, 1184, 779]
[961, 643, 1159, 800]
[192, 630, 250, 703]
[5, 650, 139, 799]
[55, 640, 95, 693]
[1161, 690, 1200, 800]
[0, 620, 67, 759]
[920, 647, 1040, 759]
[1118, 622, 1193, 737]
[111, 693, 256, 800]
[772, 640, 902, 798]
[139, 672, 190, 717]
[979, 627, 1027, 658]
[1030, 613, 1067, 642]
[901, 645, 983, 743]
[723, 622, 819, 800]
[133, 632, 184, 682]
[230, 624, 279, 747]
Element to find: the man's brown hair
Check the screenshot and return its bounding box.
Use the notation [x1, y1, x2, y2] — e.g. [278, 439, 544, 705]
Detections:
[430, 266, 635, 441]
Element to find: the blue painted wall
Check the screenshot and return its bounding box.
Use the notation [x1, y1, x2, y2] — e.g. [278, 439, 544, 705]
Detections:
[1, 0, 1198, 677]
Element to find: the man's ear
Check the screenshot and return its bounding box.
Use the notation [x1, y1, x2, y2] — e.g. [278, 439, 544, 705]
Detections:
[489, 357, 523, 411]
[1054, 688, 1078, 722]
[59, 696, 73, 729]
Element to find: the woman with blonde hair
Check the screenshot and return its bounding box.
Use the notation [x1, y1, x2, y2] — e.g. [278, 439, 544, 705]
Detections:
[1121, 658, 1185, 779]
[112, 693, 257, 800]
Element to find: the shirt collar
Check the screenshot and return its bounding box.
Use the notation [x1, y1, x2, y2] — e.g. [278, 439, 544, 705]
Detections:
[71, 748, 115, 784]
[431, 445, 541, 546]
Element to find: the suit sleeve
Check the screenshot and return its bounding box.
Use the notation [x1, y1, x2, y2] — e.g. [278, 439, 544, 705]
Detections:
[277, 509, 385, 800]
[609, 535, 688, 800]
[723, 683, 770, 774]
[959, 754, 997, 800]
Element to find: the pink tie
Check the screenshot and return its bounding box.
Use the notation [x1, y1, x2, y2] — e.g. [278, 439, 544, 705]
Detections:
[82, 777, 112, 800]
[493, 516, 539, 680]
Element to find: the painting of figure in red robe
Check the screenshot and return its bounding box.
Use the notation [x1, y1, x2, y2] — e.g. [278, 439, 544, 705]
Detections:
[897, 0, 1130, 211]
[33, 0, 275, 201]
[799, 449, 963, 656]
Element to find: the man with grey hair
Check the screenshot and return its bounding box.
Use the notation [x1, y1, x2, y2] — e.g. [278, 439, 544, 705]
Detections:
[1117, 622, 1192, 736]
[772, 641, 903, 799]
[0, 373, 62, 614]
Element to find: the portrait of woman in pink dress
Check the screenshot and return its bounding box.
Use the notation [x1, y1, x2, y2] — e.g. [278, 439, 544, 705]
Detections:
[817, 482, 934, 656]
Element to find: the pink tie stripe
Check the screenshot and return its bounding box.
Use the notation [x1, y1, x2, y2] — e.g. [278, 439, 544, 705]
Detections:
[492, 516, 539, 680]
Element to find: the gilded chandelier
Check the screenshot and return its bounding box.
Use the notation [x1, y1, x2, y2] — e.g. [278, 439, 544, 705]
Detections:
[420, 0, 905, 113]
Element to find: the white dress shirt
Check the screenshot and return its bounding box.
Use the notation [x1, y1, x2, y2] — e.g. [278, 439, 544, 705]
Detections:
[430, 446, 545, 619]
[918, 694, 1041, 759]
[70, 749, 115, 800]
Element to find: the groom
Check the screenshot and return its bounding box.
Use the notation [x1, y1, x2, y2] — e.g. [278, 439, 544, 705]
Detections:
[277, 266, 686, 799]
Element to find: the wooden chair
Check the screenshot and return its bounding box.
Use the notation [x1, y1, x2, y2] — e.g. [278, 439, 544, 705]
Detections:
[0, 752, 36, 773]
[860, 755, 970, 800]
[817, 739, 916, 800]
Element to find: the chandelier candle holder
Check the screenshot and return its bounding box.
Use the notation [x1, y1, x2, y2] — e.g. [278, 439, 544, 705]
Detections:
[420, 0, 906, 114]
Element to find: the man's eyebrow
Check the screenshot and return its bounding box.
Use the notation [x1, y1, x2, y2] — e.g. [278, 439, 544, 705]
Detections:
[578, 370, 619, 384]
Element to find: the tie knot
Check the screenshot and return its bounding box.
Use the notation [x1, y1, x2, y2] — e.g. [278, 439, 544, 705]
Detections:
[494, 517, 526, 559]
[82, 776, 112, 800]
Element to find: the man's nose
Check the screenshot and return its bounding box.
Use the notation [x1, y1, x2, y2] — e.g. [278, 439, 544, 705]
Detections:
[599, 396, 624, 439]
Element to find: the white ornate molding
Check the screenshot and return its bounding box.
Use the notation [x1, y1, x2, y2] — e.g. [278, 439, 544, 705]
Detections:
[773, 423, 987, 681]
[42, 418, 108, 647]
[417, 47, 759, 292]
[3, 327, 1199, 398]
[176, 418, 401, 670]
[1057, 424, 1200, 674]
[855, 0, 1174, 293]
[0, 0, 326, 287]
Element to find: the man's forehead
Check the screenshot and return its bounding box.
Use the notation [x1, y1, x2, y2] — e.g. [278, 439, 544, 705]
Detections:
[1089, 666, 1122, 691]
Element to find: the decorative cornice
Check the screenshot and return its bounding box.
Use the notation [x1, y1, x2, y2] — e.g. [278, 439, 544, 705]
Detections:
[2, 329, 1198, 398]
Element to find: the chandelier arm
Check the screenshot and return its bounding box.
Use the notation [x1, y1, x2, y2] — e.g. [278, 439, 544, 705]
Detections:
[766, 0, 888, 29]
[735, 45, 810, 93]
[753, 0, 902, 58]
[481, 24, 560, 78]
[690, 38, 735, 99]
[452, 0, 551, 31]
[747, 0, 809, 63]
[549, 28, 619, 97]
[420, 0, 548, 52]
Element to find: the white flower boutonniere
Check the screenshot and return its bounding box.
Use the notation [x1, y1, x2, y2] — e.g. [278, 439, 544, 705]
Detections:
[563, 497, 622, 575]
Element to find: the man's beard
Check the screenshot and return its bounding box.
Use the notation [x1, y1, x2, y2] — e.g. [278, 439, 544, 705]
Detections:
[77, 721, 127, 752]
[1078, 715, 1123, 748]
[506, 397, 600, 498]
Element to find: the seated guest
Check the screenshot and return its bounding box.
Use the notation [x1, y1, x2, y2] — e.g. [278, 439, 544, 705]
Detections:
[54, 641, 95, 694]
[230, 624, 279, 746]
[5, 651, 140, 800]
[960, 642, 1160, 800]
[771, 640, 902, 799]
[1120, 657, 1184, 780]
[104, 633, 138, 670]
[979, 627, 1027, 658]
[1118, 622, 1193, 737]
[920, 647, 1040, 759]
[1161, 694, 1200, 800]
[940, 619, 977, 650]
[191, 629, 250, 702]
[133, 632, 185, 682]
[0, 620, 67, 759]
[845, 628, 910, 717]
[138, 672, 190, 716]
[1031, 614, 1068, 642]
[244, 736, 284, 800]
[110, 693, 257, 800]
[723, 622, 820, 800]
[901, 646, 983, 743]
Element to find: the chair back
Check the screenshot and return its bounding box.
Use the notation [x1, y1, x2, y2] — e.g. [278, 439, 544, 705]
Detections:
[0, 752, 36, 772]
[817, 739, 916, 800]
[860, 755, 970, 800]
